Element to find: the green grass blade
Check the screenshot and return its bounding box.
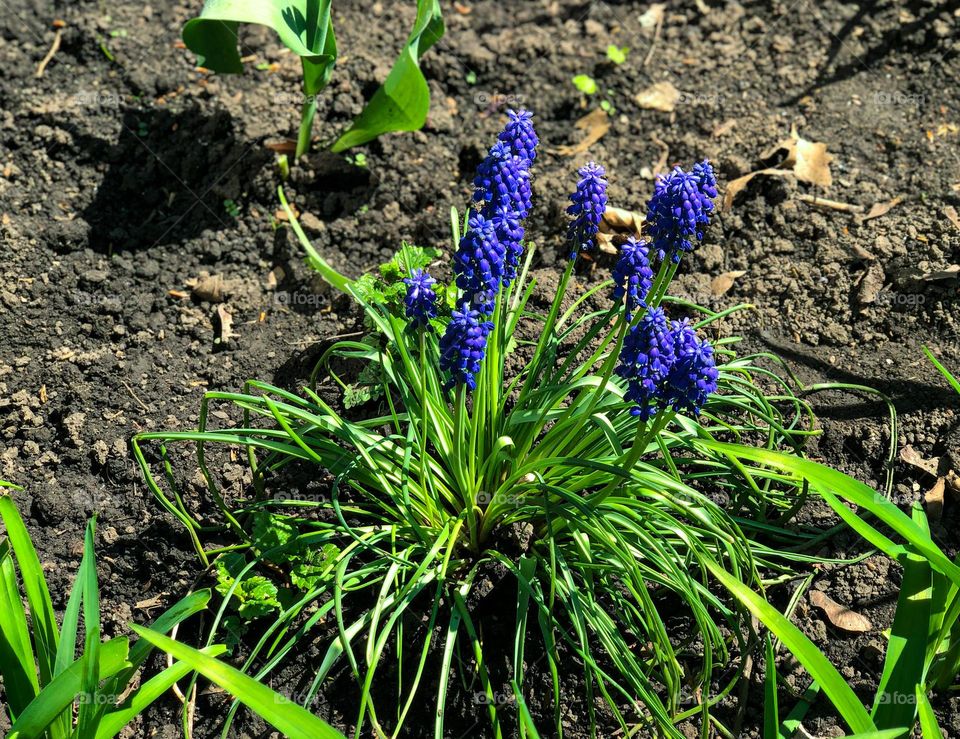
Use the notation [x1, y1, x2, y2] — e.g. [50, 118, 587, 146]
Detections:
[923, 346, 960, 395]
[0, 539, 39, 720]
[93, 644, 227, 739]
[7, 637, 130, 737]
[77, 518, 101, 735]
[129, 626, 345, 739]
[763, 635, 781, 739]
[916, 688, 944, 739]
[705, 559, 875, 734]
[780, 681, 819, 736]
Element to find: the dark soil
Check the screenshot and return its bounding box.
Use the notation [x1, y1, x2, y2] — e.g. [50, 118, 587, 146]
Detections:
[2, 0, 959, 737]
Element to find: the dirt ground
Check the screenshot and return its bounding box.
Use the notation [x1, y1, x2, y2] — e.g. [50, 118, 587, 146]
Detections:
[1, 0, 958, 736]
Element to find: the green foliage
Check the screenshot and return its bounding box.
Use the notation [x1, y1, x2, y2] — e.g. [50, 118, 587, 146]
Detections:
[133, 192, 838, 737]
[572, 73, 597, 94]
[181, 0, 443, 156]
[606, 45, 629, 64]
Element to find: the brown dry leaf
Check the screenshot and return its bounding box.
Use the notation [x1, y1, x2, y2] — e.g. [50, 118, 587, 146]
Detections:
[946, 470, 960, 499]
[722, 168, 793, 211]
[168, 289, 190, 299]
[215, 305, 237, 345]
[603, 206, 645, 233]
[711, 270, 746, 297]
[809, 590, 873, 633]
[857, 261, 886, 306]
[792, 136, 833, 187]
[900, 445, 940, 477]
[925, 477, 946, 522]
[187, 273, 225, 303]
[945, 205, 960, 231]
[712, 119, 737, 137]
[135, 595, 165, 610]
[635, 81, 680, 112]
[556, 109, 610, 156]
[264, 139, 297, 154]
[861, 195, 905, 223]
[921, 265, 960, 282]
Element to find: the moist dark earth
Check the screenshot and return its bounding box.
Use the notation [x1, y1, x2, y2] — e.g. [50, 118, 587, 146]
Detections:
[2, 0, 959, 736]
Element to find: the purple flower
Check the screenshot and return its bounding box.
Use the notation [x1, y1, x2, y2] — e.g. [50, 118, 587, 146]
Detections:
[454, 212, 506, 314]
[439, 304, 494, 391]
[567, 162, 608, 259]
[615, 307, 676, 420]
[646, 160, 717, 263]
[487, 204, 525, 283]
[474, 142, 532, 219]
[664, 320, 719, 416]
[497, 109, 539, 166]
[402, 268, 438, 328]
[611, 237, 654, 320]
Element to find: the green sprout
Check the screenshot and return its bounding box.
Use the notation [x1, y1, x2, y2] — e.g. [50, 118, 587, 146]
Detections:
[223, 199, 240, 218]
[572, 73, 597, 95]
[606, 44, 629, 64]
[182, 0, 444, 158]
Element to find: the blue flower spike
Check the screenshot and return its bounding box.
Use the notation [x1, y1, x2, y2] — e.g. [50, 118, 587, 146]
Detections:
[439, 303, 495, 391]
[615, 307, 676, 420]
[474, 142, 533, 219]
[402, 268, 438, 328]
[567, 162, 608, 259]
[665, 320, 719, 416]
[497, 109, 539, 166]
[646, 159, 718, 263]
[454, 212, 506, 315]
[612, 237, 654, 320]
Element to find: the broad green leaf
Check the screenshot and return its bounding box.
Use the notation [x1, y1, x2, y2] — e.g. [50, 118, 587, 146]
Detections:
[0, 539, 39, 720]
[0, 495, 60, 688]
[130, 626, 346, 739]
[182, 0, 337, 95]
[8, 638, 131, 738]
[916, 688, 944, 738]
[93, 645, 227, 739]
[705, 559, 875, 734]
[331, 0, 444, 151]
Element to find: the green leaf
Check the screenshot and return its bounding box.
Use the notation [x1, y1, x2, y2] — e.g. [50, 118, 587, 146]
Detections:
[182, 0, 337, 95]
[705, 559, 875, 734]
[8, 638, 131, 738]
[331, 0, 444, 151]
[916, 688, 944, 738]
[572, 74, 597, 94]
[129, 626, 346, 739]
[215, 554, 281, 619]
[764, 635, 781, 739]
[93, 644, 227, 739]
[606, 45, 628, 64]
[0, 538, 39, 720]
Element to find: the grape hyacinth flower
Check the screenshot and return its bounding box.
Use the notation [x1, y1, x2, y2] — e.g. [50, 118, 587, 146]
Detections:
[488, 204, 525, 282]
[402, 268, 438, 328]
[646, 160, 718, 263]
[567, 162, 608, 259]
[474, 142, 533, 219]
[665, 320, 719, 416]
[454, 212, 506, 314]
[497, 109, 539, 166]
[439, 304, 494, 391]
[615, 307, 676, 420]
[611, 237, 654, 320]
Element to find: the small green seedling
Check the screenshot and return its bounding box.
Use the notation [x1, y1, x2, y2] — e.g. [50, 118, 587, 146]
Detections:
[182, 0, 444, 158]
[465, 70, 477, 85]
[606, 44, 629, 64]
[223, 199, 240, 218]
[346, 152, 367, 168]
[572, 74, 597, 95]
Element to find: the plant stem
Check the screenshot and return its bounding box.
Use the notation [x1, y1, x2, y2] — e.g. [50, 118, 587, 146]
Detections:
[296, 97, 317, 159]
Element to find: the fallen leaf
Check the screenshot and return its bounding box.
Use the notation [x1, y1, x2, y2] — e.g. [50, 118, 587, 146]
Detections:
[921, 265, 960, 282]
[810, 590, 872, 633]
[722, 168, 794, 211]
[556, 109, 610, 156]
[900, 445, 939, 477]
[792, 136, 833, 187]
[215, 305, 237, 345]
[168, 289, 190, 299]
[638, 4, 665, 28]
[711, 270, 746, 296]
[946, 470, 960, 499]
[186, 273, 225, 303]
[945, 205, 960, 231]
[712, 119, 737, 137]
[602, 206, 645, 233]
[135, 595, 165, 610]
[861, 195, 905, 223]
[925, 477, 945, 522]
[635, 81, 680, 112]
[856, 261, 886, 306]
[264, 139, 297, 154]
